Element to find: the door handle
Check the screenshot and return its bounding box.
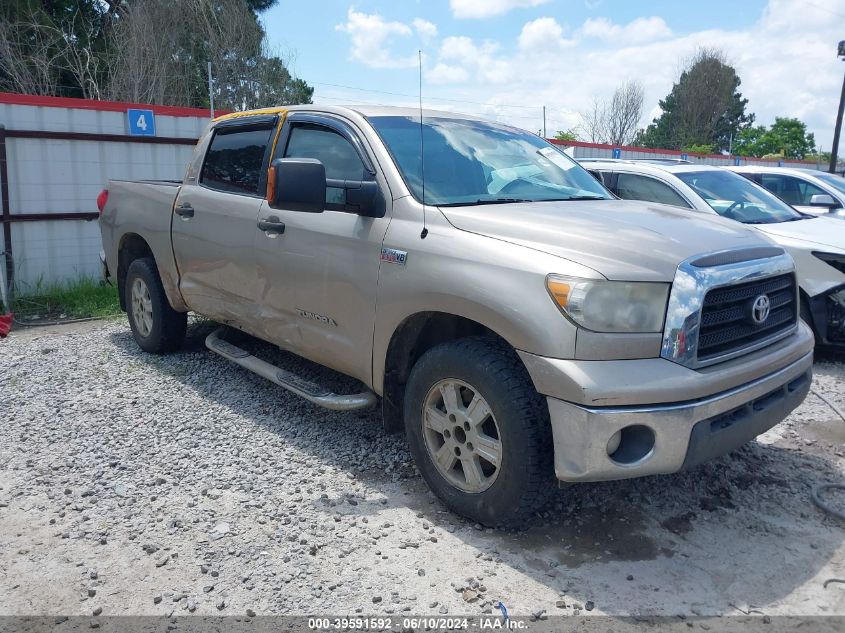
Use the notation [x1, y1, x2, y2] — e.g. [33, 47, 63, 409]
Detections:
[258, 216, 285, 235]
[175, 203, 194, 218]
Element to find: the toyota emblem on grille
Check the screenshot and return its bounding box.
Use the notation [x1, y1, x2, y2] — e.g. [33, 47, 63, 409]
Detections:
[751, 294, 771, 324]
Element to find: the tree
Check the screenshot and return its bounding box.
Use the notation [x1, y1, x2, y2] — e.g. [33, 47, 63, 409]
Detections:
[553, 129, 578, 142]
[580, 81, 644, 146]
[636, 48, 754, 152]
[682, 143, 716, 155]
[733, 117, 816, 159]
[0, 2, 73, 96]
[0, 0, 312, 110]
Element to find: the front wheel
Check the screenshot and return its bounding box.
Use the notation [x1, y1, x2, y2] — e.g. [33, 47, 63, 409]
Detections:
[125, 257, 187, 353]
[404, 337, 555, 527]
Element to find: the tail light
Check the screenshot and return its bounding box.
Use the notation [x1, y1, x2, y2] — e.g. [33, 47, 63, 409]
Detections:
[96, 189, 109, 214]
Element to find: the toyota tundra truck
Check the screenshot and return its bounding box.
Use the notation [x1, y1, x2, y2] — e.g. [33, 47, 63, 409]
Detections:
[98, 105, 814, 527]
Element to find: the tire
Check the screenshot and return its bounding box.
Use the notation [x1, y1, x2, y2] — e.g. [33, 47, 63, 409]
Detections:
[404, 337, 555, 527]
[125, 257, 187, 353]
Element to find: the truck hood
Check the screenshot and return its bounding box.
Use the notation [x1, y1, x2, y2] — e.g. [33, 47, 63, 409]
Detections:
[438, 199, 768, 281]
[752, 216, 845, 254]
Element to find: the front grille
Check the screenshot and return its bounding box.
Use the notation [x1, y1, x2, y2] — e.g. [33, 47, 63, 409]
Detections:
[697, 273, 797, 362]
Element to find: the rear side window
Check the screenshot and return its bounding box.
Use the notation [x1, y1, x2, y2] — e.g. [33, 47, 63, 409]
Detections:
[614, 173, 691, 208]
[201, 126, 274, 195]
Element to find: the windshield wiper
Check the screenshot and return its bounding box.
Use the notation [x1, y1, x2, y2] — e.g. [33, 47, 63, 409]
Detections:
[559, 195, 606, 201]
[438, 198, 532, 207]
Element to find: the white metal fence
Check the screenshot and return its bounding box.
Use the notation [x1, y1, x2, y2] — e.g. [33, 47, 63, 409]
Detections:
[0, 93, 212, 297]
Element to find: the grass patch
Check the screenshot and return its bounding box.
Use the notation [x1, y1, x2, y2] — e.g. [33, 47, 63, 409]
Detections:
[11, 278, 121, 321]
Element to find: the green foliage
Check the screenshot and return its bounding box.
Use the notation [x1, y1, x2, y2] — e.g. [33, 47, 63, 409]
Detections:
[13, 278, 120, 321]
[732, 117, 816, 159]
[636, 49, 753, 152]
[682, 144, 716, 155]
[805, 151, 832, 163]
[553, 129, 579, 142]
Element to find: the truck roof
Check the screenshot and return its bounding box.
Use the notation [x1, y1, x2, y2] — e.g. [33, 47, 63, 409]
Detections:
[212, 104, 493, 126]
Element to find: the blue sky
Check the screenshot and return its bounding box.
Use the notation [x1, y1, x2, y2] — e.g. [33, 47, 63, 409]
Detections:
[262, 0, 845, 146]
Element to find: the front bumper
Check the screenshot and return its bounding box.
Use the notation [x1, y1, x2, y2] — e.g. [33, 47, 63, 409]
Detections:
[525, 322, 815, 483]
[545, 350, 812, 482]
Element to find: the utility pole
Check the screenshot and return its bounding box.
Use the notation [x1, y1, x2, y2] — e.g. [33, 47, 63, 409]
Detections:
[207, 62, 215, 119]
[829, 40, 845, 173]
[542, 106, 546, 139]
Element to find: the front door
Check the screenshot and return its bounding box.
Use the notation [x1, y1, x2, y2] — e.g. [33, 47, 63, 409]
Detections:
[172, 121, 276, 323]
[252, 113, 391, 384]
[758, 173, 830, 215]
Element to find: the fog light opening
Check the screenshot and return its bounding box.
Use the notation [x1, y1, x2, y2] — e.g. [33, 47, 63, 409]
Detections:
[606, 430, 622, 455]
[607, 425, 656, 465]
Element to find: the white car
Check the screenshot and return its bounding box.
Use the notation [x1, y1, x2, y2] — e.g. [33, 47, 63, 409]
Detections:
[582, 159, 845, 351]
[729, 165, 845, 218]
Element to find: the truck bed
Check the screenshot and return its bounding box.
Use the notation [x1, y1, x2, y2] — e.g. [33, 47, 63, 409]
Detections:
[99, 179, 184, 310]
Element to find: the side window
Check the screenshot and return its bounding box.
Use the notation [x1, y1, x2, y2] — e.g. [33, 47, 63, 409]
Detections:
[614, 173, 691, 208]
[760, 174, 824, 206]
[284, 125, 366, 205]
[200, 126, 274, 195]
[587, 169, 605, 185]
[793, 177, 827, 205]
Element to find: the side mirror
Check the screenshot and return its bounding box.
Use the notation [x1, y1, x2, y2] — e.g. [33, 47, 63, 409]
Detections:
[267, 158, 325, 213]
[809, 193, 839, 208]
[328, 178, 385, 218]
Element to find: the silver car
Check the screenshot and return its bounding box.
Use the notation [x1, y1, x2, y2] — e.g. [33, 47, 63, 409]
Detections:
[729, 165, 845, 218]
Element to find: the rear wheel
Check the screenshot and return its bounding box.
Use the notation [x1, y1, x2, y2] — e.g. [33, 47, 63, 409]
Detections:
[404, 337, 555, 527]
[125, 258, 186, 353]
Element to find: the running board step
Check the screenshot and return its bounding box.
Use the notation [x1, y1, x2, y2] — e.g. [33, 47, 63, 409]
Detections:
[205, 327, 377, 411]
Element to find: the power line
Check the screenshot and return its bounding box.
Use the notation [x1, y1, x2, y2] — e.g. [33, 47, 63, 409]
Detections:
[795, 0, 845, 19]
[313, 91, 573, 125]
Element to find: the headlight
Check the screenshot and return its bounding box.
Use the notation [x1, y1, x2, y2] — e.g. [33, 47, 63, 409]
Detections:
[546, 275, 670, 333]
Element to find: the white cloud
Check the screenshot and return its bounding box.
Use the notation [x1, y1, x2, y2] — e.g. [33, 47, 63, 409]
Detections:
[450, 0, 550, 19]
[331, 0, 845, 144]
[518, 17, 575, 50]
[335, 8, 417, 68]
[579, 16, 672, 44]
[427, 36, 513, 85]
[413, 18, 438, 42]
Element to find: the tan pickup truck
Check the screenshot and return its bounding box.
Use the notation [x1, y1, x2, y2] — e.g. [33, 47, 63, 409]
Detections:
[99, 105, 814, 526]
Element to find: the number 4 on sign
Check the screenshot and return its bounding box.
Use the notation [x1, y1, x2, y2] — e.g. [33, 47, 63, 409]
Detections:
[127, 108, 156, 137]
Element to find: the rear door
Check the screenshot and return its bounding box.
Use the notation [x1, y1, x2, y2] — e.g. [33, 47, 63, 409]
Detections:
[172, 117, 277, 323]
[252, 113, 391, 383]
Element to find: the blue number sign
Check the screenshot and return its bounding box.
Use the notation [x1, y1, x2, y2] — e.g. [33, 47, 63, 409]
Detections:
[612, 148, 621, 159]
[127, 109, 156, 137]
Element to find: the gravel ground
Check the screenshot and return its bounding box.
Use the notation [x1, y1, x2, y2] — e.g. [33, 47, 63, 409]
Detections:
[1, 319, 845, 619]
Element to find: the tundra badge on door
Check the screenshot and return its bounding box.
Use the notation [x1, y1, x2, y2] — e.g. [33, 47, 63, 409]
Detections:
[296, 309, 337, 327]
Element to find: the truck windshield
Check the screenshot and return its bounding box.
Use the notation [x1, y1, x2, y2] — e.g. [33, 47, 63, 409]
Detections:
[676, 170, 805, 224]
[368, 115, 611, 206]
